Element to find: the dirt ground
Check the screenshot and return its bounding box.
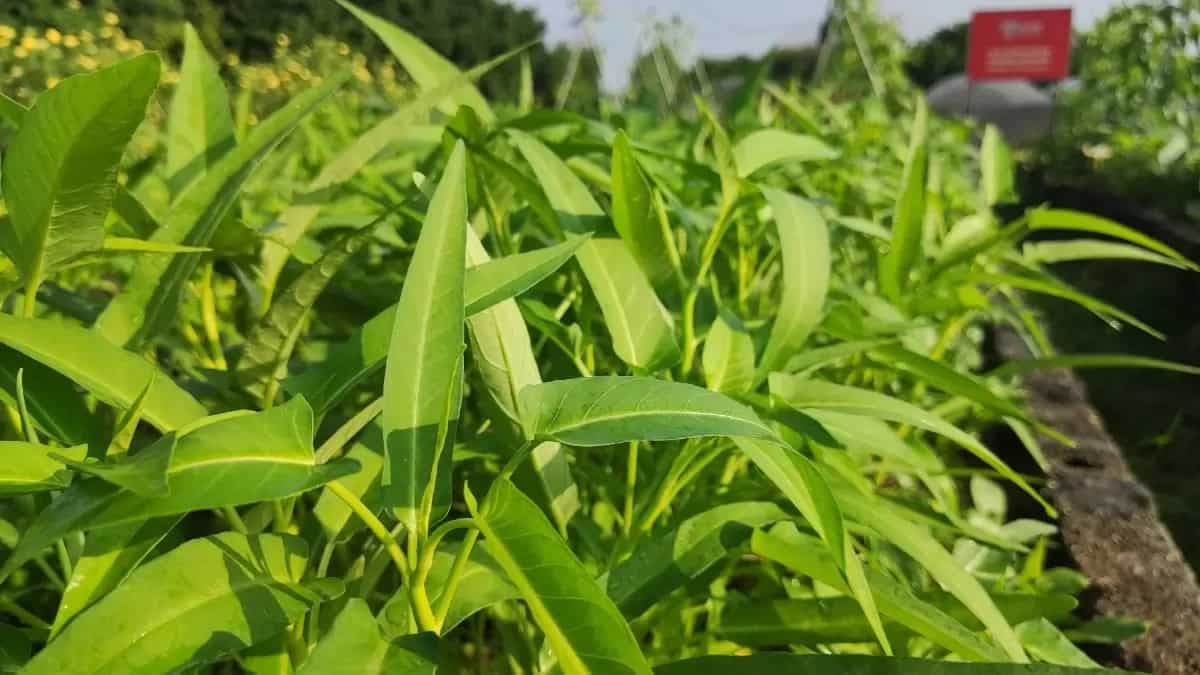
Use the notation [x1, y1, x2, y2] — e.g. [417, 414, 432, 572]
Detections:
[995, 327, 1200, 674]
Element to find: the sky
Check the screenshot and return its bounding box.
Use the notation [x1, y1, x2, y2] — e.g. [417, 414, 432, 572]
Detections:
[512, 0, 1122, 91]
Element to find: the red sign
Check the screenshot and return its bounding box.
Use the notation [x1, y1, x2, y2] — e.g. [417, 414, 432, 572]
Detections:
[967, 8, 1073, 81]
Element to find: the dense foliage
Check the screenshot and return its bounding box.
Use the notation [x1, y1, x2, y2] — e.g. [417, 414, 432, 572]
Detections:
[1029, 0, 1199, 221]
[0, 1, 1194, 673]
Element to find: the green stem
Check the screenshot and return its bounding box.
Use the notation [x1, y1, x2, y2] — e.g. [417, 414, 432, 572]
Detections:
[498, 440, 535, 481]
[622, 441, 638, 534]
[55, 540, 72, 580]
[221, 506, 248, 534]
[326, 480, 410, 581]
[0, 596, 49, 630]
[433, 528, 479, 629]
[21, 276, 39, 318]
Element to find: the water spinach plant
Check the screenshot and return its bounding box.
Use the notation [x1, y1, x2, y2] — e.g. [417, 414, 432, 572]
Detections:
[0, 3, 1194, 673]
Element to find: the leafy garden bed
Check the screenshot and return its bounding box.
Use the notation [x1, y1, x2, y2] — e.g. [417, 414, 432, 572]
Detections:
[0, 2, 1196, 673]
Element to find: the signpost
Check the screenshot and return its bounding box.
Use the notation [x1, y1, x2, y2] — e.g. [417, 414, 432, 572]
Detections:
[965, 8, 1073, 121]
[967, 8, 1073, 81]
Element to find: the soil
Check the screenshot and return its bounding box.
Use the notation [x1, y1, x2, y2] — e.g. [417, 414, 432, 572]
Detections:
[993, 326, 1200, 674]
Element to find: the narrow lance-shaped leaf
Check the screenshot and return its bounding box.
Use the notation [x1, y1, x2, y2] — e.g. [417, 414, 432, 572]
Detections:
[733, 129, 839, 177]
[94, 69, 351, 348]
[751, 524, 1008, 661]
[1027, 208, 1192, 267]
[510, 129, 680, 372]
[283, 235, 587, 416]
[757, 188, 831, 378]
[24, 533, 343, 675]
[466, 231, 579, 530]
[770, 374, 1053, 515]
[0, 54, 159, 288]
[166, 23, 235, 198]
[0, 397, 357, 580]
[980, 125, 1014, 207]
[468, 479, 651, 675]
[836, 490, 1029, 661]
[607, 502, 788, 617]
[519, 376, 776, 447]
[878, 97, 929, 303]
[298, 600, 438, 675]
[0, 314, 207, 431]
[238, 219, 380, 400]
[1022, 238, 1192, 269]
[259, 46, 523, 303]
[702, 313, 755, 395]
[381, 141, 467, 526]
[655, 653, 1128, 674]
[0, 442, 86, 495]
[611, 130, 677, 286]
[336, 0, 493, 122]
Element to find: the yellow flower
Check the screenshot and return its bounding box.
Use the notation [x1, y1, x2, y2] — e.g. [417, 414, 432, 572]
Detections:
[45, 28, 62, 44]
[336, 42, 350, 56]
[80, 30, 93, 42]
[46, 77, 59, 88]
[67, 0, 81, 8]
[103, 11, 119, 26]
[0, 25, 15, 40]
[20, 36, 38, 50]
[100, 27, 114, 39]
[76, 55, 97, 70]
[63, 34, 79, 48]
[276, 33, 290, 47]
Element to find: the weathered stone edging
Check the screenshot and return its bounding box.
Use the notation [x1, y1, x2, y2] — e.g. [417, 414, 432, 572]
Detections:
[994, 327, 1200, 674]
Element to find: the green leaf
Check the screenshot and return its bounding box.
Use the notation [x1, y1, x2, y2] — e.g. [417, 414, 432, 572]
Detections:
[0, 91, 26, 127]
[337, 0, 493, 122]
[752, 524, 1006, 660]
[1027, 208, 1190, 266]
[466, 231, 579, 530]
[166, 23, 234, 198]
[611, 131, 676, 286]
[381, 141, 467, 525]
[878, 98, 929, 303]
[0, 54, 159, 287]
[510, 129, 679, 371]
[258, 47, 520, 301]
[870, 344, 1027, 420]
[577, 238, 680, 371]
[299, 600, 438, 675]
[757, 188, 831, 378]
[654, 654, 1129, 674]
[238, 220, 378, 400]
[733, 129, 838, 177]
[782, 339, 892, 376]
[804, 410, 940, 471]
[0, 314, 207, 431]
[702, 313, 756, 395]
[1017, 619, 1100, 668]
[980, 125, 1014, 207]
[0, 398, 356, 580]
[990, 353, 1200, 378]
[972, 271, 1161, 339]
[24, 533, 342, 675]
[0, 347, 94, 446]
[49, 517, 181, 636]
[464, 235, 587, 319]
[98, 237, 210, 254]
[607, 502, 787, 617]
[769, 375, 1052, 515]
[519, 376, 776, 446]
[469, 479, 651, 675]
[720, 592, 1077, 649]
[1022, 239, 1191, 269]
[422, 542, 517, 634]
[93, 69, 350, 348]
[0, 441, 85, 495]
[282, 236, 584, 415]
[836, 491, 1028, 661]
[50, 435, 172, 497]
